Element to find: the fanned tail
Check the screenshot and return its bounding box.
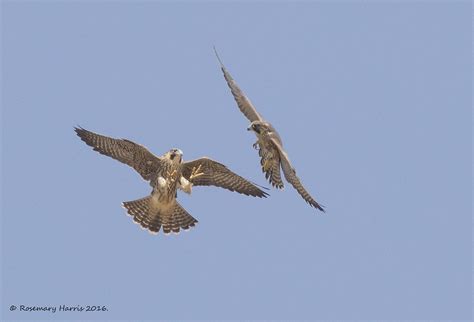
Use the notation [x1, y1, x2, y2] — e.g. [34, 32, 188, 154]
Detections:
[122, 197, 198, 235]
[161, 202, 198, 234]
[122, 196, 162, 234]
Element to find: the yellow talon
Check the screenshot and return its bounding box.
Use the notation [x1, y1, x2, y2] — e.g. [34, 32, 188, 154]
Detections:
[190, 164, 204, 180]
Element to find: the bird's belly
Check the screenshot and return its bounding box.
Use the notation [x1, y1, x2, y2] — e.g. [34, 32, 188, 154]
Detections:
[150, 191, 175, 212]
[152, 163, 180, 204]
[258, 138, 275, 157]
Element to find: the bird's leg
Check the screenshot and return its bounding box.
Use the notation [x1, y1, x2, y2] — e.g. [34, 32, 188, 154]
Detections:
[179, 164, 204, 194]
[189, 164, 204, 180]
[157, 176, 168, 192]
[179, 176, 192, 194]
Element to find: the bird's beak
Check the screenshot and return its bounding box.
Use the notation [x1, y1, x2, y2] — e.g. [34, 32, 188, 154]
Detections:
[247, 126, 252, 131]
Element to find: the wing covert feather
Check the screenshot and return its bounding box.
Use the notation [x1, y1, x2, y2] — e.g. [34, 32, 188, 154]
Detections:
[75, 127, 162, 181]
[181, 157, 268, 198]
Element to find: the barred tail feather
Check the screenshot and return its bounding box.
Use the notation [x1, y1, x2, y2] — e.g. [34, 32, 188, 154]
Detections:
[122, 196, 162, 234]
[122, 197, 197, 235]
[258, 146, 284, 189]
[269, 159, 284, 189]
[162, 202, 198, 235]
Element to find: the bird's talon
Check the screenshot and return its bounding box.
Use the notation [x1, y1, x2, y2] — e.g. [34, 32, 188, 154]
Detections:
[190, 165, 204, 180]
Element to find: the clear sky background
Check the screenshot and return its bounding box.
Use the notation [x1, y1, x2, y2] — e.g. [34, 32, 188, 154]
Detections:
[2, 1, 471, 321]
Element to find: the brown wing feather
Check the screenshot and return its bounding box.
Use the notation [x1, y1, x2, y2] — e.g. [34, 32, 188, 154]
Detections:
[214, 48, 263, 123]
[181, 157, 268, 198]
[75, 127, 162, 181]
[270, 138, 325, 212]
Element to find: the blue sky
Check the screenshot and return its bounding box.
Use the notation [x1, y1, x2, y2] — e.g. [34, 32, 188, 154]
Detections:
[2, 1, 471, 320]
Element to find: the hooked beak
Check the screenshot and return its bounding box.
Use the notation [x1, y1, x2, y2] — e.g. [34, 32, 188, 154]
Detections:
[170, 149, 183, 160]
[247, 126, 252, 131]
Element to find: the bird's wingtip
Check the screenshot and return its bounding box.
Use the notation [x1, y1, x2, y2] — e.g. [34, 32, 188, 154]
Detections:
[74, 125, 86, 131]
[213, 46, 225, 68]
[74, 125, 84, 135]
[315, 203, 326, 213]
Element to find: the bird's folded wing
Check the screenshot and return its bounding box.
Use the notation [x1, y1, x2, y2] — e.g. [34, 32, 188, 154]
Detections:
[270, 137, 325, 211]
[214, 48, 263, 123]
[75, 127, 162, 181]
[181, 157, 268, 198]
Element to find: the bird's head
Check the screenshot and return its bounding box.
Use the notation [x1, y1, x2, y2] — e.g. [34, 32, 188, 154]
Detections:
[247, 121, 270, 135]
[166, 148, 183, 164]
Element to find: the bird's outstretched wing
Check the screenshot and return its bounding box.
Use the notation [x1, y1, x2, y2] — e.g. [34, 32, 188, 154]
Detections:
[214, 47, 263, 123]
[181, 157, 268, 198]
[75, 127, 162, 181]
[270, 138, 325, 212]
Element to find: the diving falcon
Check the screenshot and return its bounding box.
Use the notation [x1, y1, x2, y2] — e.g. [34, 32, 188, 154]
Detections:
[75, 127, 268, 235]
[214, 49, 325, 211]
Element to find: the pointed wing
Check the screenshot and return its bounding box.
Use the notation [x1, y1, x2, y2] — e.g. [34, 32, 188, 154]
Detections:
[75, 127, 162, 181]
[181, 157, 268, 198]
[214, 48, 263, 123]
[270, 138, 325, 212]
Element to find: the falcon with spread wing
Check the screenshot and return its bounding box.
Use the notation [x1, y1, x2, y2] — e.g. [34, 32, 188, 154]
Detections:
[75, 127, 268, 235]
[214, 49, 325, 211]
